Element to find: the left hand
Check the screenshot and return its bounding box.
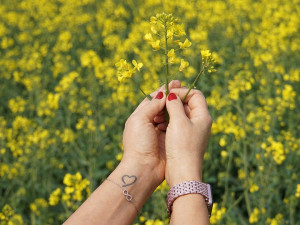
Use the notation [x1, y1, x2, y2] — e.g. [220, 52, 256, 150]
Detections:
[121, 81, 181, 187]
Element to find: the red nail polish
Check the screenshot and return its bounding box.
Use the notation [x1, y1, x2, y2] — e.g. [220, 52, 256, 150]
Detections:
[155, 91, 164, 99]
[168, 93, 177, 101]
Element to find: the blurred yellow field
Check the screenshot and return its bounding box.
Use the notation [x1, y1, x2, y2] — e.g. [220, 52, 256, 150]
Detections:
[0, 0, 299, 224]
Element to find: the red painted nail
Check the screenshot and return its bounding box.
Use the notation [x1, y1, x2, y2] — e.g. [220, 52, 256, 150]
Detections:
[168, 93, 177, 101]
[155, 91, 164, 99]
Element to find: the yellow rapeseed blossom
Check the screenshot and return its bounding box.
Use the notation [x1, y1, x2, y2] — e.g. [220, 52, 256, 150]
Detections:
[266, 214, 284, 225]
[167, 49, 176, 64]
[60, 128, 75, 143]
[249, 208, 260, 223]
[178, 38, 192, 49]
[8, 97, 26, 114]
[49, 188, 61, 206]
[106, 160, 114, 171]
[115, 59, 143, 82]
[30, 198, 48, 216]
[132, 60, 143, 72]
[219, 137, 226, 147]
[296, 184, 300, 198]
[179, 59, 189, 71]
[249, 184, 259, 193]
[151, 40, 160, 51]
[210, 203, 226, 224]
[115, 152, 123, 161]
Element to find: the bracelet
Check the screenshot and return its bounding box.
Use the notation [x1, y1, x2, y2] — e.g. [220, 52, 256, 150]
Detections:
[166, 180, 213, 217]
[106, 178, 140, 215]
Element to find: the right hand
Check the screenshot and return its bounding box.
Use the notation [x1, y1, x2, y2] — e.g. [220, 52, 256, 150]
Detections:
[165, 88, 212, 187]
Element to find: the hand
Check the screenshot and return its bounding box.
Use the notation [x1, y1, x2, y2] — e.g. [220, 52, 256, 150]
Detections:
[165, 88, 212, 187]
[121, 80, 181, 187]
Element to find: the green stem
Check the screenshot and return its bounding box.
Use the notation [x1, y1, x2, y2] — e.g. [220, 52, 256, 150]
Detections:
[164, 21, 169, 95]
[132, 76, 152, 100]
[139, 87, 152, 100]
[222, 147, 233, 205]
[240, 102, 252, 216]
[182, 67, 205, 102]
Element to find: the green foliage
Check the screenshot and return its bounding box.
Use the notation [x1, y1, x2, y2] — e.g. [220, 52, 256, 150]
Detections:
[0, 0, 300, 224]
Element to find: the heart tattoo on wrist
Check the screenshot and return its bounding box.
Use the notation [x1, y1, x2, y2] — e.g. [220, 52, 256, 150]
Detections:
[121, 175, 137, 187]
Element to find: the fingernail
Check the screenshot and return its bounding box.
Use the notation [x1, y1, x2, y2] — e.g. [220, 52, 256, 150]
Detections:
[168, 93, 177, 101]
[155, 91, 164, 99]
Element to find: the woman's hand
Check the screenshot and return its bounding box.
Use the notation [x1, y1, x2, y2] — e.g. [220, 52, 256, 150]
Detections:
[121, 80, 181, 187]
[165, 88, 212, 187]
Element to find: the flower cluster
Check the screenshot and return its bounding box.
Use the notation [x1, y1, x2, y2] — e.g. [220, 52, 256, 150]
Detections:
[115, 59, 143, 82]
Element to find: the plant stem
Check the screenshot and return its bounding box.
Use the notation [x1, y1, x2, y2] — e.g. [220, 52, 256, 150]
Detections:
[240, 102, 252, 216]
[139, 86, 152, 100]
[132, 76, 152, 100]
[164, 21, 169, 95]
[182, 67, 205, 102]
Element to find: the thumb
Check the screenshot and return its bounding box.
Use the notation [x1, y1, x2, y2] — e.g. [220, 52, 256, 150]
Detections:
[166, 93, 187, 121]
[137, 91, 166, 121]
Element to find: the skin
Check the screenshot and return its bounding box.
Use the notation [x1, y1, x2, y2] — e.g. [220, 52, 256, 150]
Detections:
[64, 80, 212, 225]
[165, 88, 212, 225]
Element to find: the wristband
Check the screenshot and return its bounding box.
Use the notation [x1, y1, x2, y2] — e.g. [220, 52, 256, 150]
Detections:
[166, 180, 213, 217]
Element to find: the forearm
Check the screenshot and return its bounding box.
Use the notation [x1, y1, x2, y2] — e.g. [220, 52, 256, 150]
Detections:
[63, 161, 159, 225]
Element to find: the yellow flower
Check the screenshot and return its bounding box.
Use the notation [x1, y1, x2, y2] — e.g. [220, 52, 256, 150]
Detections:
[151, 40, 160, 50]
[106, 160, 114, 170]
[99, 124, 106, 131]
[219, 137, 226, 147]
[296, 184, 300, 198]
[49, 188, 61, 206]
[116, 152, 123, 161]
[221, 150, 228, 158]
[144, 33, 153, 42]
[167, 49, 176, 64]
[249, 208, 260, 223]
[179, 38, 192, 49]
[115, 59, 129, 71]
[174, 24, 186, 36]
[210, 203, 226, 224]
[151, 26, 158, 34]
[132, 60, 143, 71]
[201, 50, 212, 60]
[250, 184, 259, 193]
[139, 216, 146, 222]
[179, 59, 189, 71]
[167, 29, 173, 39]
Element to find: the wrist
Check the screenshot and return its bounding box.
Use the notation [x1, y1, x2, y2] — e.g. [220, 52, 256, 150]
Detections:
[166, 161, 202, 187]
[108, 160, 160, 210]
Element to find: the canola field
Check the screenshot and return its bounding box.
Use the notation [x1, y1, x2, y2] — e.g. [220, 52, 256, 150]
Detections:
[0, 0, 300, 224]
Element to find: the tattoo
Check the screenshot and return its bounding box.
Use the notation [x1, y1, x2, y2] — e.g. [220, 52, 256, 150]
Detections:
[121, 175, 137, 187]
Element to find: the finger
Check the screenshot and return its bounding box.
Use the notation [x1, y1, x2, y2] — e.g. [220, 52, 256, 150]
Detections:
[169, 80, 181, 90]
[157, 122, 167, 131]
[134, 80, 180, 114]
[183, 104, 191, 118]
[134, 85, 165, 113]
[170, 88, 209, 110]
[156, 110, 165, 116]
[154, 114, 166, 124]
[136, 91, 166, 121]
[166, 92, 187, 122]
[171, 88, 210, 122]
